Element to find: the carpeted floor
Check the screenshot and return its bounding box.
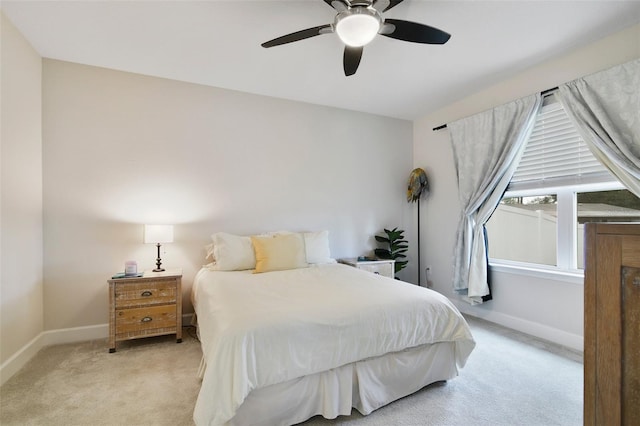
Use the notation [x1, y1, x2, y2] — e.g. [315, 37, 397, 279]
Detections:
[0, 316, 582, 426]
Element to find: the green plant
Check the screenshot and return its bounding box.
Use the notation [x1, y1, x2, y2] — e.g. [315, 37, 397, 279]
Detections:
[374, 227, 408, 274]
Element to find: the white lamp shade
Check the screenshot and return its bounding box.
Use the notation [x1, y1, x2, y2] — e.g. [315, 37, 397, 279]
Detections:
[144, 225, 174, 244]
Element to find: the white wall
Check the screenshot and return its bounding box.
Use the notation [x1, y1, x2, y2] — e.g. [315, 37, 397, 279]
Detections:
[0, 13, 44, 368]
[414, 23, 640, 350]
[42, 59, 414, 331]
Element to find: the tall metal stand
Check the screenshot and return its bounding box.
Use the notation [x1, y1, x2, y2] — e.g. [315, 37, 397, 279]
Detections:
[417, 201, 421, 286]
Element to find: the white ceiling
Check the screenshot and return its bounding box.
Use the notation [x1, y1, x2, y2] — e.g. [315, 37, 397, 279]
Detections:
[3, 0, 640, 120]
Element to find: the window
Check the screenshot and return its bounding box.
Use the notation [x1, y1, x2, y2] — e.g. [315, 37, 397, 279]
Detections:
[489, 194, 557, 267]
[486, 96, 640, 273]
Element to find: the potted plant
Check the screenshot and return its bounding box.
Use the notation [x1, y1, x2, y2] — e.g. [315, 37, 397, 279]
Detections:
[374, 227, 408, 275]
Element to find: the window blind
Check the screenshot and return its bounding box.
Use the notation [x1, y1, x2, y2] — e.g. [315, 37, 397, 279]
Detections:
[508, 98, 613, 191]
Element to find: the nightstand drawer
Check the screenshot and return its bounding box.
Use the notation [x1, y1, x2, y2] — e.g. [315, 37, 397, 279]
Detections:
[115, 304, 177, 335]
[358, 262, 394, 278]
[114, 280, 177, 308]
[338, 258, 395, 279]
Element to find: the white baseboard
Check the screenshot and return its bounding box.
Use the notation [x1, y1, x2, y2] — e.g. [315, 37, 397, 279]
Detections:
[1, 313, 195, 386]
[0, 333, 45, 386]
[41, 323, 109, 346]
[453, 301, 584, 352]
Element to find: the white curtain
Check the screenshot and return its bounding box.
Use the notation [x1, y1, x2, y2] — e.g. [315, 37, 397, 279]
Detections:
[449, 94, 542, 304]
[556, 59, 640, 197]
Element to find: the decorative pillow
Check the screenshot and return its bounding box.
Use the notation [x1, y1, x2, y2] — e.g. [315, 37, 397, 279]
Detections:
[251, 233, 308, 273]
[303, 230, 335, 264]
[210, 232, 256, 271]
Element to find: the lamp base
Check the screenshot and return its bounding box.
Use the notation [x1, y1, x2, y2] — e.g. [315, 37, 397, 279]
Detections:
[154, 244, 165, 273]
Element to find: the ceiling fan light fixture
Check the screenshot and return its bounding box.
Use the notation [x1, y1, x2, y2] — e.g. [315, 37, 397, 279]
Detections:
[335, 7, 381, 47]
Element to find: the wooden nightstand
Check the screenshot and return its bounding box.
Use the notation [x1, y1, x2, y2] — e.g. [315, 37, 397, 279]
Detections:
[108, 269, 182, 353]
[338, 258, 395, 279]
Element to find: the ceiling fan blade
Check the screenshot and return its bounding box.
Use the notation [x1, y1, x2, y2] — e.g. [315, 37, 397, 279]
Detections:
[323, 0, 348, 11]
[343, 46, 363, 76]
[374, 0, 404, 12]
[261, 24, 333, 48]
[381, 19, 451, 44]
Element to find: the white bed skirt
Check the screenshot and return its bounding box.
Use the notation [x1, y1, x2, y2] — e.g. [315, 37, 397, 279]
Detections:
[219, 341, 459, 426]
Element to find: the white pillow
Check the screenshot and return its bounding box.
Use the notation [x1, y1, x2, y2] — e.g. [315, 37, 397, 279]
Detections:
[303, 230, 335, 264]
[210, 232, 256, 271]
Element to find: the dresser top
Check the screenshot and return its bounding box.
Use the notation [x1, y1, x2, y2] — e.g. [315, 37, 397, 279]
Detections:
[142, 268, 182, 278]
[109, 268, 182, 283]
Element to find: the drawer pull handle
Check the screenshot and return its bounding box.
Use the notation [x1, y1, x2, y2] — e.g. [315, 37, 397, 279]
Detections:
[141, 291, 153, 297]
[141, 316, 153, 323]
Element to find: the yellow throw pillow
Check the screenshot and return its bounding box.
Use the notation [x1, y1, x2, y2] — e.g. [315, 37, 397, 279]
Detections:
[251, 233, 308, 273]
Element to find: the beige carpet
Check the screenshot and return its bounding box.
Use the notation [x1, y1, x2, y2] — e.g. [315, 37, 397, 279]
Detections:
[0, 317, 582, 425]
[0, 331, 202, 425]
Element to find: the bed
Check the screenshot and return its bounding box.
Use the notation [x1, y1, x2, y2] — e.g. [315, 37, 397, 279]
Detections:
[191, 235, 475, 426]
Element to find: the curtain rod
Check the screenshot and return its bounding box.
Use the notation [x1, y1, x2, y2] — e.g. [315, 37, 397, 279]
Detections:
[431, 86, 559, 132]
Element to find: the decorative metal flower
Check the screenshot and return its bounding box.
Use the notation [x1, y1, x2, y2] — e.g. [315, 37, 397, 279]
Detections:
[407, 168, 429, 202]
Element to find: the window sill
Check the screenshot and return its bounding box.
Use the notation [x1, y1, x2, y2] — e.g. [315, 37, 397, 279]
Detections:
[489, 260, 584, 285]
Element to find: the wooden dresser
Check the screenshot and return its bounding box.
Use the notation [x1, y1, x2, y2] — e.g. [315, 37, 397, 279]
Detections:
[584, 223, 639, 425]
[108, 269, 182, 352]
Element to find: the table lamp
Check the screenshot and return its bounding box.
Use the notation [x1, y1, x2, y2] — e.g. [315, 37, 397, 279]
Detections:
[144, 224, 174, 272]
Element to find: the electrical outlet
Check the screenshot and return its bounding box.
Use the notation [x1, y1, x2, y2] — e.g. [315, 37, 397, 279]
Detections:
[425, 266, 434, 288]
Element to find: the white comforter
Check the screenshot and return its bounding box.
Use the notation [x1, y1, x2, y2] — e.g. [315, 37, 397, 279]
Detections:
[192, 264, 475, 426]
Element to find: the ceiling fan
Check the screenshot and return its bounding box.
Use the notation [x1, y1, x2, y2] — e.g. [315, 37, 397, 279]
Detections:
[261, 0, 451, 76]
